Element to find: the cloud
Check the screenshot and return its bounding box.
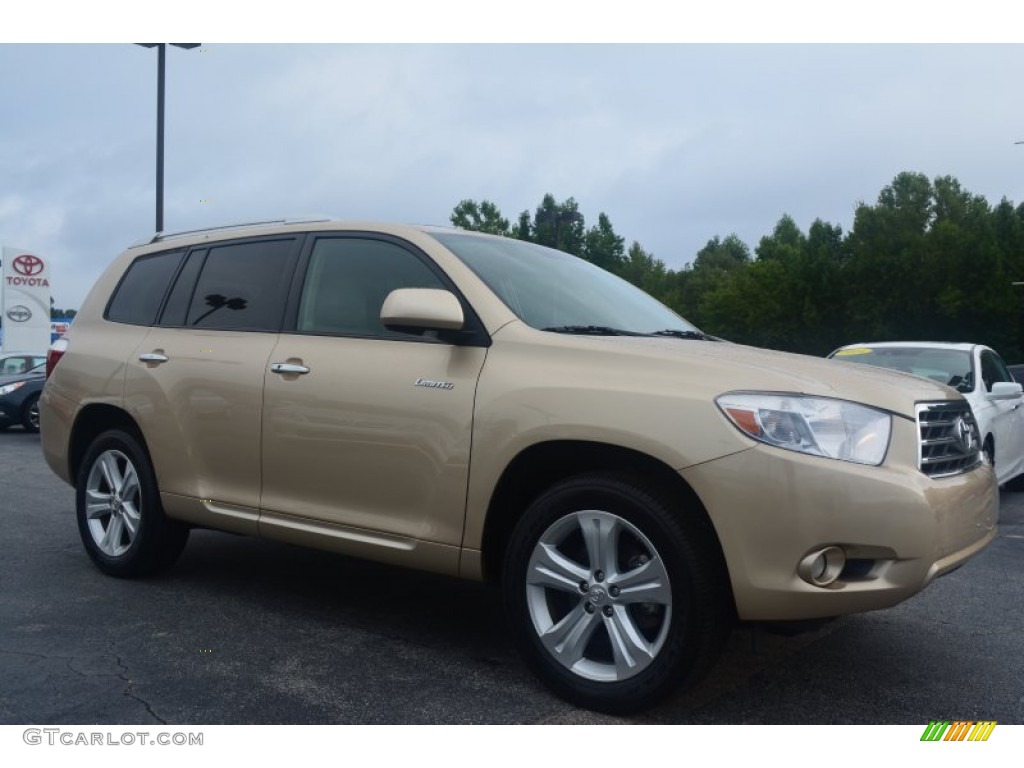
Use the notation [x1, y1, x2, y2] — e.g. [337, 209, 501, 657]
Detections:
[2, 43, 1024, 307]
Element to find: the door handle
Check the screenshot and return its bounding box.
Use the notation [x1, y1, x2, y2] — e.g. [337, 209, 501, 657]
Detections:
[270, 362, 310, 375]
[138, 353, 169, 364]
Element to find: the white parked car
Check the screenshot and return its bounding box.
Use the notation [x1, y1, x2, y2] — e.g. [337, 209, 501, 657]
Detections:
[829, 342, 1024, 488]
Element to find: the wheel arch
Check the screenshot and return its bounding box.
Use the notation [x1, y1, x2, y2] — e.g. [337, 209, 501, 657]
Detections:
[69, 404, 149, 483]
[479, 440, 729, 589]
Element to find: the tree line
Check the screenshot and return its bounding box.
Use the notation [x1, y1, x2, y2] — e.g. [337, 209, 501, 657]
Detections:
[451, 172, 1024, 362]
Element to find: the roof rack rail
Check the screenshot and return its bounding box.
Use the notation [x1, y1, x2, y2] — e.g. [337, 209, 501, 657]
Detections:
[129, 216, 336, 247]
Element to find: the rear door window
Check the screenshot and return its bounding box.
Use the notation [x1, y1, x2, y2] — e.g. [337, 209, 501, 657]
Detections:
[184, 239, 299, 331]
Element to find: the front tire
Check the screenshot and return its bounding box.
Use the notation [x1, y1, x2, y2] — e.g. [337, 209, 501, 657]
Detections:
[502, 473, 732, 714]
[76, 429, 189, 577]
[20, 393, 40, 433]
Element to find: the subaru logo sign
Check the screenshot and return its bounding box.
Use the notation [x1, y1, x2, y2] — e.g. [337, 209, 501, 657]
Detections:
[5, 305, 32, 322]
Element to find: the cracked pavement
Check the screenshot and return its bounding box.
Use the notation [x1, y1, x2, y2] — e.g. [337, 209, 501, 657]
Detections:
[1, 428, 1022, 724]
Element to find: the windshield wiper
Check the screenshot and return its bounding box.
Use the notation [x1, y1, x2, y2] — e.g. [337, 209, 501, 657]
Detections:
[649, 329, 719, 341]
[542, 325, 648, 336]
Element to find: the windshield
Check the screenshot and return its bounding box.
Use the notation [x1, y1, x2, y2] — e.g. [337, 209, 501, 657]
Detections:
[431, 232, 699, 336]
[831, 346, 975, 392]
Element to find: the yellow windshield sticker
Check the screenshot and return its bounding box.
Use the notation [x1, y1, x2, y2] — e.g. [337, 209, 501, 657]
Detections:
[835, 348, 872, 356]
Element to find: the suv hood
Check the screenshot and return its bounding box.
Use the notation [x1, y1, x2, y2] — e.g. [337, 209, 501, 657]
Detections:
[513, 329, 959, 419]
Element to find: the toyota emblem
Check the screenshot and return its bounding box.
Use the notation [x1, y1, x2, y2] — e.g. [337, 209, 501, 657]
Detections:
[12, 254, 45, 276]
[953, 416, 976, 454]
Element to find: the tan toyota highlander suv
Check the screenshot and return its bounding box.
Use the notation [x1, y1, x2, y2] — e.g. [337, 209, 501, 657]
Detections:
[40, 219, 998, 713]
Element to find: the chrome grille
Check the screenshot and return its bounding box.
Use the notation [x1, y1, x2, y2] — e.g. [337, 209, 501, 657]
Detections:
[916, 402, 983, 478]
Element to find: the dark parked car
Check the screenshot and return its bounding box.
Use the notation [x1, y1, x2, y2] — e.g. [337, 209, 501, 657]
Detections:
[0, 362, 45, 432]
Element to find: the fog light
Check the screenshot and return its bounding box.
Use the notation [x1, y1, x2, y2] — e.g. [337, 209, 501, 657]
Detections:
[798, 546, 846, 586]
[810, 555, 827, 581]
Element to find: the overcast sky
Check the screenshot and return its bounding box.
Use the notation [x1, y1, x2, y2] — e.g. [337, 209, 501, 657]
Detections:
[2, 39, 1023, 308]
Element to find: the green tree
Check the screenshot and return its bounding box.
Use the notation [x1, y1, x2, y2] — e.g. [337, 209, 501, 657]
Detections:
[528, 194, 586, 255]
[799, 218, 848, 353]
[681, 216, 850, 354]
[925, 176, 1015, 354]
[755, 214, 806, 264]
[693, 234, 751, 271]
[582, 212, 625, 273]
[672, 234, 751, 328]
[450, 199, 510, 236]
[511, 210, 533, 241]
[700, 258, 794, 349]
[446, 174, 1024, 359]
[619, 242, 669, 297]
[844, 172, 936, 339]
[843, 172, 1021, 358]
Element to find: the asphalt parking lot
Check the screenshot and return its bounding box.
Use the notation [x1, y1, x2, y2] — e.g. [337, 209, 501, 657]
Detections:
[1, 427, 1022, 725]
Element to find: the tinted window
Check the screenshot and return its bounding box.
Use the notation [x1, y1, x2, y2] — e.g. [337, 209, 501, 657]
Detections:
[186, 239, 297, 331]
[431, 232, 697, 334]
[296, 238, 445, 338]
[106, 250, 184, 325]
[159, 249, 207, 327]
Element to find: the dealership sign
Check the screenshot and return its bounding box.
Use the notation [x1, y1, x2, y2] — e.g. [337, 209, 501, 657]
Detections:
[8, 254, 48, 282]
[1, 246, 52, 352]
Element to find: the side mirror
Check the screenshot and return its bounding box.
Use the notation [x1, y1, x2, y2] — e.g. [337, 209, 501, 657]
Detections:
[381, 288, 464, 332]
[988, 381, 1023, 400]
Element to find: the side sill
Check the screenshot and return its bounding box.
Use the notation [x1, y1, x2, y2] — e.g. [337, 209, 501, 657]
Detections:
[258, 510, 461, 577]
[162, 493, 259, 536]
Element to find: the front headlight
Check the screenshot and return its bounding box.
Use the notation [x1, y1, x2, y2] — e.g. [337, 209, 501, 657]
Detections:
[716, 392, 892, 466]
[0, 381, 26, 396]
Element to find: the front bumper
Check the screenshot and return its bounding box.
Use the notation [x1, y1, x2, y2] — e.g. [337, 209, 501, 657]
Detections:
[0, 396, 26, 428]
[681, 420, 998, 621]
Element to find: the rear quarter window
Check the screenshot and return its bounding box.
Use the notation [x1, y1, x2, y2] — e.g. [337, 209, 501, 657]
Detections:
[105, 250, 185, 325]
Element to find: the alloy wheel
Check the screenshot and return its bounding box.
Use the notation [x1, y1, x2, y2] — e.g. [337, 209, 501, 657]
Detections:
[84, 449, 142, 557]
[525, 509, 672, 682]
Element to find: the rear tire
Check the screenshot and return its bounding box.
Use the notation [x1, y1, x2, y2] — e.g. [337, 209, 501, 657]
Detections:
[502, 472, 733, 714]
[76, 429, 189, 577]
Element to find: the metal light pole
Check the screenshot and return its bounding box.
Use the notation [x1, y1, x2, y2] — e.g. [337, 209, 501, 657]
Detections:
[137, 43, 200, 234]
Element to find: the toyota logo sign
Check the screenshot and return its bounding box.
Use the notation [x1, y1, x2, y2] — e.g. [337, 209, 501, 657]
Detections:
[953, 415, 977, 454]
[5, 305, 32, 322]
[12, 254, 45, 276]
